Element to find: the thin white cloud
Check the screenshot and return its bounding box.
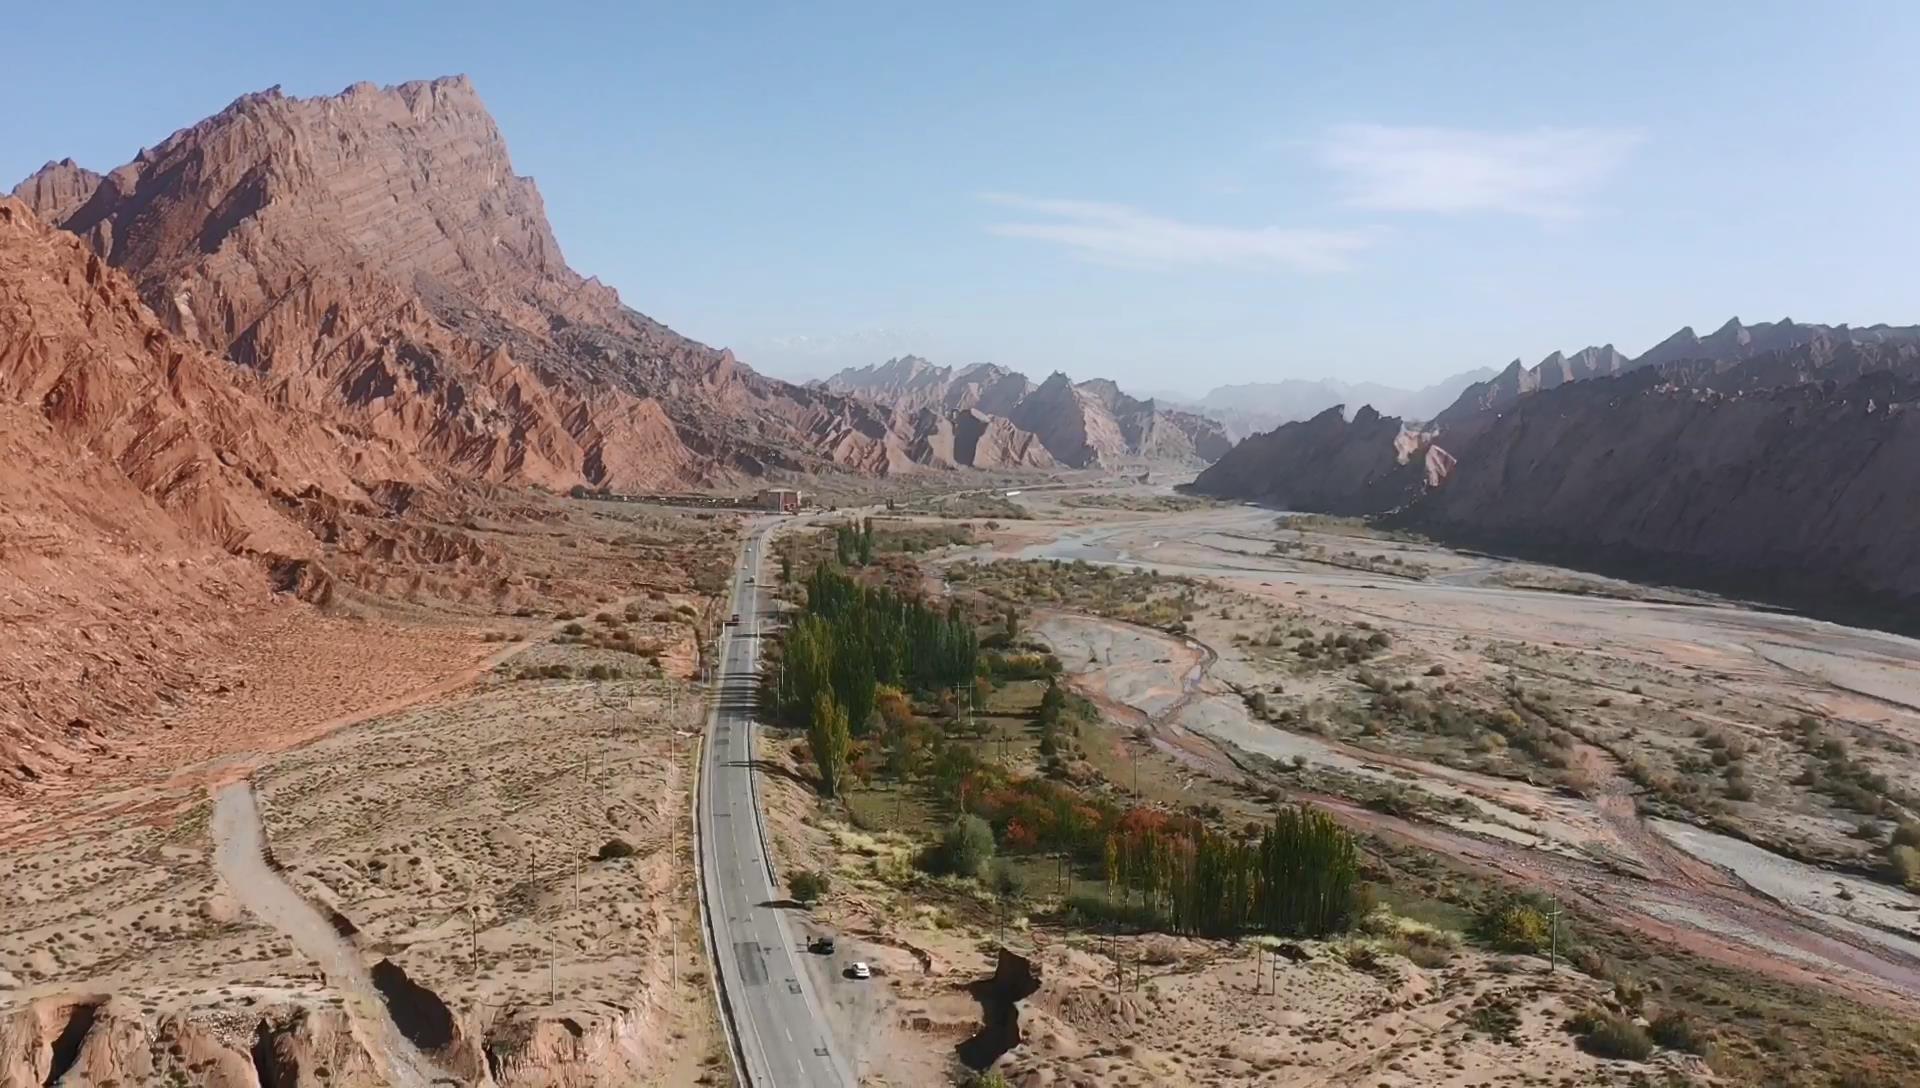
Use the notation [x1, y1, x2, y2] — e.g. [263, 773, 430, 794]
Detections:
[1319, 124, 1643, 219]
[982, 194, 1374, 271]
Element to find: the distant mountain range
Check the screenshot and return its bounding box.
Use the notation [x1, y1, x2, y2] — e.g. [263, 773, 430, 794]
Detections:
[821, 357, 1232, 468]
[1162, 370, 1498, 439]
[1187, 317, 1920, 629]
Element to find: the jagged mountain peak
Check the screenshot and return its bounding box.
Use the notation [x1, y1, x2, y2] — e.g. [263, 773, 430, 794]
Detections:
[11, 75, 1017, 489]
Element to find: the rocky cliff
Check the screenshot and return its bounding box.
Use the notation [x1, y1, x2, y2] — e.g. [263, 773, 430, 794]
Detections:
[1396, 345, 1920, 623]
[1185, 404, 1434, 514]
[1190, 327, 1920, 628]
[0, 195, 420, 788]
[11, 77, 965, 490]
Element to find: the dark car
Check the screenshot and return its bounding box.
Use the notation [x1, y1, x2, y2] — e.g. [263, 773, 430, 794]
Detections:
[808, 936, 835, 955]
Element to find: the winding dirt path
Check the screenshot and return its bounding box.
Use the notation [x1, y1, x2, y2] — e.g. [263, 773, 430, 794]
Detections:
[211, 780, 442, 1088]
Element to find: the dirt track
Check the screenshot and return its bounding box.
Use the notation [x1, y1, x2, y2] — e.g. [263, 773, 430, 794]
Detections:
[212, 780, 441, 1088]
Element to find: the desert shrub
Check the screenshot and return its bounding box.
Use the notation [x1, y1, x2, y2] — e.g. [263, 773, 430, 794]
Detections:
[1887, 845, 1920, 891]
[1474, 894, 1551, 954]
[1571, 1007, 1652, 1061]
[1649, 1009, 1708, 1055]
[584, 664, 622, 681]
[562, 622, 586, 636]
[1891, 821, 1920, 849]
[788, 869, 831, 905]
[958, 1070, 1010, 1088]
[595, 838, 637, 860]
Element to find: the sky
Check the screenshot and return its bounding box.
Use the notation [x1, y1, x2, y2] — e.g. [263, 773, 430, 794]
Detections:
[6, 2, 1919, 396]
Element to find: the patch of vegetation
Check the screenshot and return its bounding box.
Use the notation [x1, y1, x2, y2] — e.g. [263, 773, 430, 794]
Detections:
[923, 815, 997, 879]
[957, 558, 1202, 631]
[873, 521, 974, 554]
[1473, 893, 1556, 955]
[1060, 493, 1214, 513]
[1465, 992, 1521, 1043]
[514, 664, 576, 680]
[1649, 1008, 1710, 1056]
[1569, 1006, 1652, 1062]
[904, 492, 1030, 521]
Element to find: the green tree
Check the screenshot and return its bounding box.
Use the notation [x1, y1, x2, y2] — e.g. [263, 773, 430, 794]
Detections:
[809, 691, 852, 798]
[789, 869, 831, 905]
[940, 814, 996, 878]
[780, 551, 793, 583]
[1037, 680, 1066, 729]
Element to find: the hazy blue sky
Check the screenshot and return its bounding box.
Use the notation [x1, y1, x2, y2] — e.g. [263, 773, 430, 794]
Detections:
[6, 2, 1918, 394]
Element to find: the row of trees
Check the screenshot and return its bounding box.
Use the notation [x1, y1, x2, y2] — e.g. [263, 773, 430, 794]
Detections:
[772, 564, 980, 796]
[834, 518, 876, 567]
[1103, 805, 1359, 938]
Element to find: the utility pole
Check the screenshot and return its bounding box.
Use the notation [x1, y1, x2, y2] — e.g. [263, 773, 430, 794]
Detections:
[1545, 896, 1563, 973]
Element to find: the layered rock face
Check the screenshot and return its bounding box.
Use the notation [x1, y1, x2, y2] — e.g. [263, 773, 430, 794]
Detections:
[0, 195, 409, 788]
[12, 77, 952, 490]
[826, 358, 1230, 467]
[1399, 346, 1920, 620]
[1190, 327, 1920, 626]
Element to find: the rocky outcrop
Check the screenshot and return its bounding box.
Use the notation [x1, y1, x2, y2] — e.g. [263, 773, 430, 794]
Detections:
[0, 989, 669, 1087]
[9, 159, 101, 225]
[905, 408, 1058, 470]
[13, 77, 968, 488]
[1186, 405, 1429, 513]
[826, 358, 1229, 466]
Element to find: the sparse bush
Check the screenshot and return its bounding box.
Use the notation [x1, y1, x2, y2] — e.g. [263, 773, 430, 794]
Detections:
[1649, 1009, 1708, 1055]
[1887, 845, 1920, 891]
[1571, 1006, 1652, 1061]
[596, 839, 637, 860]
[562, 622, 586, 636]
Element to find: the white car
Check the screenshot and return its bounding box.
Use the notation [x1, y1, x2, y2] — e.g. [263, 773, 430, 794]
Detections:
[849, 961, 871, 980]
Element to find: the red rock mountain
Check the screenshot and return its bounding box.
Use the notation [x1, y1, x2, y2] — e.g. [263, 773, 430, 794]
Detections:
[11, 77, 973, 490]
[0, 194, 414, 787]
[825, 358, 1231, 468]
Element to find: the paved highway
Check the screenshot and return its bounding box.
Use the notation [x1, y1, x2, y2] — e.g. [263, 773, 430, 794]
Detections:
[697, 516, 853, 1088]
